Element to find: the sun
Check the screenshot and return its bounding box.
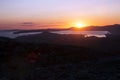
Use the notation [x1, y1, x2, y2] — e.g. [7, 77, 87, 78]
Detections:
[75, 23, 85, 28]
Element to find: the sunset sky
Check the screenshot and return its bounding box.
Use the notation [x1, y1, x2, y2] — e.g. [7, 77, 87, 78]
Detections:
[0, 0, 120, 29]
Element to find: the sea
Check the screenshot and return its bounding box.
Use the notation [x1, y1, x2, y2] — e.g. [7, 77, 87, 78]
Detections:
[0, 30, 110, 38]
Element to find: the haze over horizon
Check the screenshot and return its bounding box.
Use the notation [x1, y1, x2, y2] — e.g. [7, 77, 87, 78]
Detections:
[0, 0, 120, 29]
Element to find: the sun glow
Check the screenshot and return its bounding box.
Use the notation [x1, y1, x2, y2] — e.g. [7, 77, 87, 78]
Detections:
[75, 23, 86, 28]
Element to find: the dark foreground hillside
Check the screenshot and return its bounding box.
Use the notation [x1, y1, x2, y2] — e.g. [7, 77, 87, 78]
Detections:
[0, 36, 120, 80]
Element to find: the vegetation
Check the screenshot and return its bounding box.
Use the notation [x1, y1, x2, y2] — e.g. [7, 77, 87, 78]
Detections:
[0, 33, 120, 80]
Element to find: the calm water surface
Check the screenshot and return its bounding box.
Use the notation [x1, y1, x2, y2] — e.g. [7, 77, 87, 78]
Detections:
[0, 30, 110, 38]
[51, 31, 110, 38]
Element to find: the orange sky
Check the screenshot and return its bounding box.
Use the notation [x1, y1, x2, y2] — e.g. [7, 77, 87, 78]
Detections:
[0, 0, 120, 29]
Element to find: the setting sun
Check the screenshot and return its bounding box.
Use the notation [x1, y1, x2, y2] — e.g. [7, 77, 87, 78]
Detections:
[75, 23, 86, 28]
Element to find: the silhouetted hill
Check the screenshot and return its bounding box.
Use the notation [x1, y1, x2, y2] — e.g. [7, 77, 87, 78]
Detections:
[15, 31, 85, 44]
[69, 24, 120, 35]
[1, 25, 120, 80]
[14, 31, 120, 53]
[1, 33, 120, 80]
[14, 28, 67, 34]
[13, 24, 120, 35]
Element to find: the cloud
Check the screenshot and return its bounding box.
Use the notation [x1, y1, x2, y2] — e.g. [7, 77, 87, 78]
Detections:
[20, 22, 36, 26]
[20, 22, 64, 28]
[37, 24, 62, 28]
